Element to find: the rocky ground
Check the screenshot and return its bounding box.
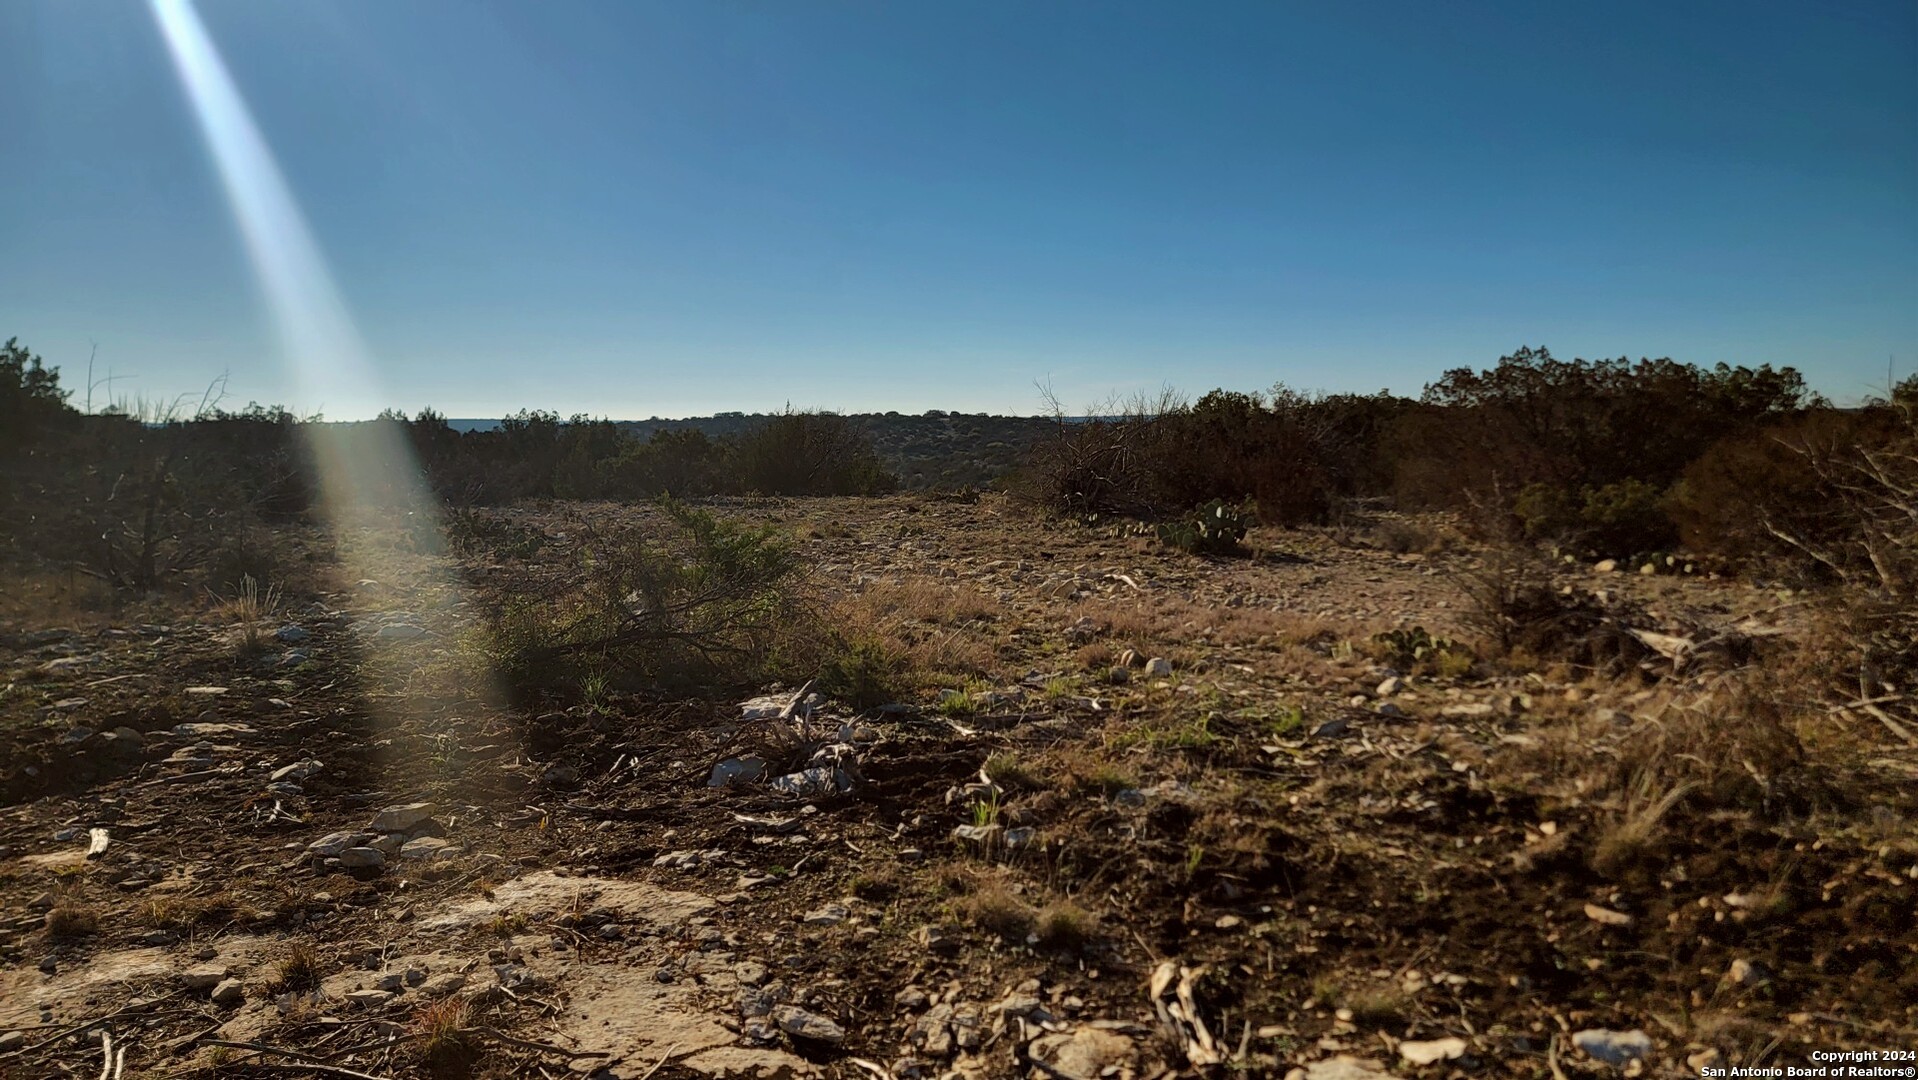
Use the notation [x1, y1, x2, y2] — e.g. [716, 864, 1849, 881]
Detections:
[0, 495, 1912, 1080]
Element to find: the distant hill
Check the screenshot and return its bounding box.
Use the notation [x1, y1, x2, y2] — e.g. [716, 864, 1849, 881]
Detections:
[444, 412, 1070, 489]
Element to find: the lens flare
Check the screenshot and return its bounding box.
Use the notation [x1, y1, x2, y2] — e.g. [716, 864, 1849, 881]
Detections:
[151, 0, 491, 710]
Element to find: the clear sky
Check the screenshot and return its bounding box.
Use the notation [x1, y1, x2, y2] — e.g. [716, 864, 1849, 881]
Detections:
[2, 1, 1914, 419]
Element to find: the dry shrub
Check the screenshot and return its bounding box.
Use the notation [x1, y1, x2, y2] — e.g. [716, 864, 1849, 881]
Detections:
[960, 880, 1035, 941]
[269, 945, 324, 993]
[1669, 407, 1901, 573]
[1462, 548, 1649, 674]
[1018, 387, 1345, 525]
[1591, 681, 1826, 878]
[413, 996, 479, 1076]
[852, 579, 996, 626]
[45, 904, 99, 938]
[1825, 597, 1918, 724]
[1032, 901, 1097, 951]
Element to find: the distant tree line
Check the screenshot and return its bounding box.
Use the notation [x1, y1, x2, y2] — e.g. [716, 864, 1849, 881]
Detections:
[1022, 345, 1916, 571]
[4, 335, 1913, 596]
[391, 406, 897, 504]
[1, 339, 895, 594]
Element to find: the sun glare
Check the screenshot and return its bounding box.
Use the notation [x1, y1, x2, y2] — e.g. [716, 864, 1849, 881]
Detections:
[150, 0, 491, 708]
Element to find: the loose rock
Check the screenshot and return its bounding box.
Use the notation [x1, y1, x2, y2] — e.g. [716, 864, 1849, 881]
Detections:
[339, 847, 386, 870]
[1583, 903, 1634, 927]
[345, 988, 395, 1007]
[1398, 1037, 1468, 1066]
[1572, 1029, 1653, 1067]
[369, 803, 437, 833]
[210, 978, 245, 1006]
[417, 972, 467, 999]
[271, 760, 323, 783]
[771, 1004, 845, 1044]
[1027, 1027, 1136, 1080]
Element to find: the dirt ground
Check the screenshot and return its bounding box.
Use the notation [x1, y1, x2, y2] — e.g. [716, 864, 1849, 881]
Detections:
[1, 494, 1913, 1080]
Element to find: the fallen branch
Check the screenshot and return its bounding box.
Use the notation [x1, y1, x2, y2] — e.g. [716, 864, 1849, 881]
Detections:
[1860, 702, 1918, 747]
[780, 678, 817, 741]
[1546, 1033, 1571, 1080]
[227, 1063, 397, 1080]
[25, 994, 183, 1053]
[465, 1027, 609, 1060]
[196, 1040, 343, 1067]
[135, 767, 247, 788]
[638, 1041, 686, 1080]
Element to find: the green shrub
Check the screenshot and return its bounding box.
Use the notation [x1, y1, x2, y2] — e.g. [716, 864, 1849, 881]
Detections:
[818, 635, 912, 710]
[1018, 386, 1354, 525]
[1516, 479, 1674, 556]
[481, 497, 810, 701]
[730, 409, 898, 496]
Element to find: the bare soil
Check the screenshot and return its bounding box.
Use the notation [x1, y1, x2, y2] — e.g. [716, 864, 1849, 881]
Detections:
[1, 495, 1912, 1080]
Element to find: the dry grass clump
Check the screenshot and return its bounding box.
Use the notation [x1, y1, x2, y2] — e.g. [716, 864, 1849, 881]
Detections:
[849, 868, 901, 902]
[1345, 986, 1410, 1027]
[826, 583, 1002, 690]
[983, 751, 1044, 792]
[141, 894, 222, 931]
[268, 945, 324, 993]
[45, 904, 99, 938]
[956, 879, 1095, 951]
[1591, 770, 1698, 876]
[1060, 751, 1136, 798]
[1075, 641, 1116, 671]
[485, 912, 528, 938]
[1619, 686, 1816, 812]
[1495, 673, 1823, 868]
[848, 578, 997, 626]
[413, 996, 480, 1076]
[960, 879, 1036, 941]
[214, 573, 282, 657]
[1032, 901, 1097, 951]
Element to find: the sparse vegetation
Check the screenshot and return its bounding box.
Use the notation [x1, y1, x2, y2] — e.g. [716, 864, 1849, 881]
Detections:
[982, 751, 1043, 791]
[269, 945, 323, 993]
[482, 497, 812, 701]
[412, 996, 480, 1075]
[959, 879, 1035, 941]
[817, 635, 912, 710]
[44, 904, 99, 938]
[1, 340, 1911, 1072]
[1032, 901, 1097, 951]
[1156, 499, 1254, 556]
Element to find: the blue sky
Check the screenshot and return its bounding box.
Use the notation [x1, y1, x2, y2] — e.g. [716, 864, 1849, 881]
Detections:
[2, 1, 1913, 418]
